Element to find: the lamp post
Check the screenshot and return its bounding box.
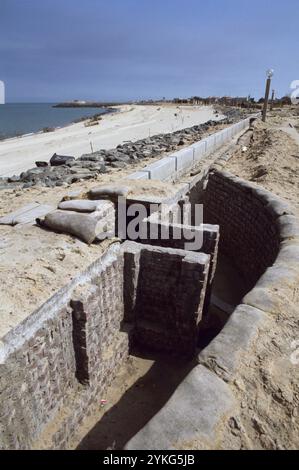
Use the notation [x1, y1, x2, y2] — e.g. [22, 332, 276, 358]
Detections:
[262, 69, 274, 122]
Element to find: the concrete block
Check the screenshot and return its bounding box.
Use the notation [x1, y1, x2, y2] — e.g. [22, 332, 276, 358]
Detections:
[198, 304, 267, 382]
[127, 171, 149, 180]
[214, 131, 224, 148]
[145, 157, 176, 180]
[204, 135, 216, 153]
[124, 365, 235, 450]
[220, 128, 230, 143]
[192, 141, 207, 162]
[169, 147, 194, 172]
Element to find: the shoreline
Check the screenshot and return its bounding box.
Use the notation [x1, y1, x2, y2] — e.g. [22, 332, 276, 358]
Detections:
[0, 107, 116, 143]
[0, 104, 223, 177]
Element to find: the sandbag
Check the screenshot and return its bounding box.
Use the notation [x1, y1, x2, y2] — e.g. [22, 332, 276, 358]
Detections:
[58, 200, 103, 213]
[38, 210, 104, 244]
[88, 184, 130, 199]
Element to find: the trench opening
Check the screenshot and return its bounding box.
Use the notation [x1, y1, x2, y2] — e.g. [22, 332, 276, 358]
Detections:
[77, 345, 195, 450]
[74, 176, 257, 449]
[74, 251, 244, 450]
[198, 252, 247, 348]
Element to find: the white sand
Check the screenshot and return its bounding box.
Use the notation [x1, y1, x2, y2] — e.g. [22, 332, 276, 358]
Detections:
[0, 104, 222, 177]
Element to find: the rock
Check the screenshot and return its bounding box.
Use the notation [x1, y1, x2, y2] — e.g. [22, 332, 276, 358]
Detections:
[21, 168, 46, 182]
[251, 165, 268, 180]
[8, 175, 21, 183]
[35, 161, 48, 167]
[70, 173, 94, 183]
[111, 161, 127, 168]
[38, 210, 105, 244]
[50, 153, 75, 166]
[93, 164, 109, 173]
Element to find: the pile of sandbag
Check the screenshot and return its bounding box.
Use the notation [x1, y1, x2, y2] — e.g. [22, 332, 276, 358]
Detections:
[37, 184, 131, 244]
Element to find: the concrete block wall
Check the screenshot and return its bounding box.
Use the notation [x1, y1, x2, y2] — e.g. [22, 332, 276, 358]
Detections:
[127, 116, 253, 182]
[141, 156, 176, 180]
[169, 147, 194, 174]
[122, 242, 210, 355]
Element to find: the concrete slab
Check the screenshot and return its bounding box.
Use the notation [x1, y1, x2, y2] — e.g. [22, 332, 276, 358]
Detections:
[0, 203, 55, 226]
[0, 203, 40, 225]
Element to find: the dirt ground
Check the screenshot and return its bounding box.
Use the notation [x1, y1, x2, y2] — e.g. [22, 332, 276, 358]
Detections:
[219, 108, 299, 450]
[226, 108, 299, 215]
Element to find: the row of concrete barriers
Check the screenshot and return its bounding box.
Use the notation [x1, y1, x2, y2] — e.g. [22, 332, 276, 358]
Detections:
[127, 116, 254, 181]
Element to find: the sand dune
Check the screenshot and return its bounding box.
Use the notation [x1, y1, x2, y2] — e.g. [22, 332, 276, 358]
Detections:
[0, 104, 222, 177]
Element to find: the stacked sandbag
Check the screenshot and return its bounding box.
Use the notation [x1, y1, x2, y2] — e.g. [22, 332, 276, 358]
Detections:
[37, 210, 106, 244]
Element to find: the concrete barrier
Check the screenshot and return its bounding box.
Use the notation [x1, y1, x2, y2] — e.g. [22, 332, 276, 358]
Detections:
[192, 140, 207, 162]
[145, 157, 176, 180]
[204, 134, 217, 153]
[126, 115, 256, 182]
[169, 147, 194, 172]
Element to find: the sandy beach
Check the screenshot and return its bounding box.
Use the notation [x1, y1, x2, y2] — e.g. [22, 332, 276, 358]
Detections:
[0, 104, 222, 177]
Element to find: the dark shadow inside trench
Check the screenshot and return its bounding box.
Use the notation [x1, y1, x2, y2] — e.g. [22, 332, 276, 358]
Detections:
[77, 345, 196, 450]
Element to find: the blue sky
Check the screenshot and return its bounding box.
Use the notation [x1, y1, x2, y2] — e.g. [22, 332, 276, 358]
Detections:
[1, 0, 298, 102]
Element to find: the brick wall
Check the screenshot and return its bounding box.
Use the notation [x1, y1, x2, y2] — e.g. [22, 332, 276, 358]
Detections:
[203, 170, 280, 290]
[137, 217, 219, 316]
[0, 243, 128, 449]
[123, 242, 210, 355]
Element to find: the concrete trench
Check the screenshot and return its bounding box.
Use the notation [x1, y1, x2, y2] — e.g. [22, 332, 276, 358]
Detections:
[1, 116, 298, 450]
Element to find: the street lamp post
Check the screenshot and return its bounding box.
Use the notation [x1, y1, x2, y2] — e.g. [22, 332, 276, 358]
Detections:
[262, 69, 274, 122]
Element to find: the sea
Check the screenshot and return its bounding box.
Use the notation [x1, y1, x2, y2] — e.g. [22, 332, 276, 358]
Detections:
[0, 103, 110, 140]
